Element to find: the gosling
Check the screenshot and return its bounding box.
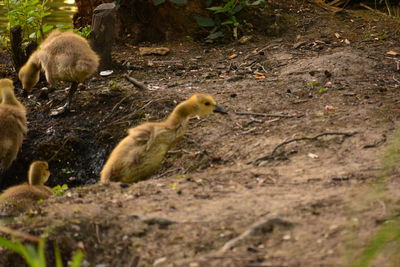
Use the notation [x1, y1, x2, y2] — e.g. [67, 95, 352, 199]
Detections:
[0, 79, 27, 172]
[0, 161, 53, 217]
[100, 93, 226, 184]
[18, 30, 99, 116]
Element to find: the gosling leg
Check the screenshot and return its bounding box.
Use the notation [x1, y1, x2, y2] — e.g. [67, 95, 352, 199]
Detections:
[50, 82, 78, 117]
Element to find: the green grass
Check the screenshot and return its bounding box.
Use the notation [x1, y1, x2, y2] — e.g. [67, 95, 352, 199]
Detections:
[351, 127, 400, 266]
[0, 236, 84, 267]
[352, 220, 400, 267]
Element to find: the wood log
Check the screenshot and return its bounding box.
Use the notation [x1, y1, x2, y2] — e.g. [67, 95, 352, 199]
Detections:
[91, 2, 117, 70]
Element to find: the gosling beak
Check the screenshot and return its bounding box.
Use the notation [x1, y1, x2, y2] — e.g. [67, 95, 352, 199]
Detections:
[213, 105, 227, 114]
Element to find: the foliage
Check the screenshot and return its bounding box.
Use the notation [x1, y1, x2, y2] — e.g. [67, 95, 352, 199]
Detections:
[0, 236, 84, 267]
[4, 0, 52, 41]
[195, 0, 266, 40]
[73, 25, 93, 39]
[52, 184, 69, 196]
[1, 0, 91, 51]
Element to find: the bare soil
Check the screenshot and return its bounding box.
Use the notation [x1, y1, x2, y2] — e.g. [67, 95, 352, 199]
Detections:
[1, 1, 400, 266]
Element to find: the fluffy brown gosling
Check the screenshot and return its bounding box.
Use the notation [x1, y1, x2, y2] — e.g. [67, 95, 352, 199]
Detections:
[100, 93, 226, 184]
[0, 161, 53, 217]
[0, 79, 27, 172]
[18, 30, 99, 116]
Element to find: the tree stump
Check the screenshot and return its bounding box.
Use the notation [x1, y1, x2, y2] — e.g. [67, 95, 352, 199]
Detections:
[92, 2, 116, 70]
[10, 26, 25, 73]
[10, 26, 38, 73]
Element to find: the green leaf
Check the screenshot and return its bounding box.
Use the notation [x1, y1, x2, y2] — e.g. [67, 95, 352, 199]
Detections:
[70, 250, 85, 267]
[52, 184, 69, 196]
[38, 239, 46, 267]
[249, 0, 265, 5]
[0, 236, 22, 252]
[169, 0, 187, 4]
[29, 32, 37, 39]
[194, 16, 215, 27]
[221, 20, 234, 25]
[233, 4, 243, 13]
[54, 243, 63, 267]
[208, 6, 227, 13]
[42, 24, 53, 33]
[27, 17, 36, 23]
[152, 0, 165, 5]
[207, 31, 224, 40]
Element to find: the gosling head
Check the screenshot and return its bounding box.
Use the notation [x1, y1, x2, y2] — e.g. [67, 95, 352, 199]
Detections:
[28, 161, 50, 186]
[18, 62, 40, 92]
[181, 94, 227, 117]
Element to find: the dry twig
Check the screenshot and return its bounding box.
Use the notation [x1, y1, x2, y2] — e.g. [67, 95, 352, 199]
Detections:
[393, 75, 400, 84]
[123, 74, 149, 90]
[219, 217, 292, 254]
[250, 132, 358, 165]
[359, 3, 388, 16]
[0, 225, 40, 243]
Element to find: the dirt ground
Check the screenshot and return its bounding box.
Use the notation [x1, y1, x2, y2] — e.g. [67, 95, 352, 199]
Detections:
[1, 1, 400, 266]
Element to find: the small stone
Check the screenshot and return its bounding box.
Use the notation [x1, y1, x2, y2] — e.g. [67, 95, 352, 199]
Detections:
[282, 234, 291, 240]
[308, 153, 319, 159]
[100, 70, 113, 76]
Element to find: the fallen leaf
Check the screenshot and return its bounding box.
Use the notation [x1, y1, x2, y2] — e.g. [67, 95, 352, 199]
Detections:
[171, 183, 178, 190]
[255, 72, 265, 76]
[238, 35, 253, 44]
[228, 53, 238, 59]
[387, 51, 398, 56]
[334, 33, 341, 39]
[255, 75, 266, 79]
[139, 47, 170, 56]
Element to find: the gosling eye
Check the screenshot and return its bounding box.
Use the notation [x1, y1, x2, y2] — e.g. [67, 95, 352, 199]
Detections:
[204, 102, 211, 106]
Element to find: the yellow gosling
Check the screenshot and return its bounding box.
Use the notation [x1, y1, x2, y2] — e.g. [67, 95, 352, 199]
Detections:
[100, 93, 226, 184]
[0, 79, 27, 172]
[0, 161, 53, 217]
[18, 30, 99, 115]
